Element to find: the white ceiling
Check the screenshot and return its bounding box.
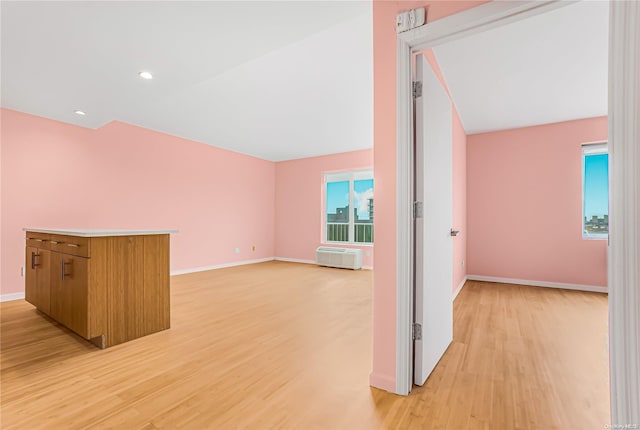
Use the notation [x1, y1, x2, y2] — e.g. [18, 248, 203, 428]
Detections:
[1, 1, 372, 161]
[1, 1, 608, 161]
[433, 1, 609, 135]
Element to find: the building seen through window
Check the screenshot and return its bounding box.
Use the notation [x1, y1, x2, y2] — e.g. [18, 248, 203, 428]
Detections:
[583, 143, 608, 237]
[325, 170, 373, 243]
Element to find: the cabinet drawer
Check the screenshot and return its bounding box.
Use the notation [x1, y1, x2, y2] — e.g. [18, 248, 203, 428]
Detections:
[49, 235, 90, 257]
[26, 232, 51, 250]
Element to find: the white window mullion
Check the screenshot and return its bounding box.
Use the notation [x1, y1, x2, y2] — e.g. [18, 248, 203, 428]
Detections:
[348, 175, 355, 243]
[324, 169, 373, 245]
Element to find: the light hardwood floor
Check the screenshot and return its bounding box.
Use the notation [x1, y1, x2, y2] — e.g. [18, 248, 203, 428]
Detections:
[1, 261, 609, 429]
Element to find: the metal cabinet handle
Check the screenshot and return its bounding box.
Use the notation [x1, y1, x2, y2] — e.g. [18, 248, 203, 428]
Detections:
[450, 229, 460, 237]
[31, 252, 40, 269]
[61, 259, 72, 280]
[66, 243, 79, 248]
[50, 241, 64, 245]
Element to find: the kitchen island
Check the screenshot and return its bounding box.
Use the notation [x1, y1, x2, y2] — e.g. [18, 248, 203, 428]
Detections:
[24, 228, 177, 348]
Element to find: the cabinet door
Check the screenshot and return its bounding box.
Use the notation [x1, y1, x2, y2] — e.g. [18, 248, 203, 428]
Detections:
[25, 246, 51, 314]
[51, 252, 89, 338]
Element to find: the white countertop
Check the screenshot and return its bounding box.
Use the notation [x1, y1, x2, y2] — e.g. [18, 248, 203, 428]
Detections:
[24, 228, 178, 237]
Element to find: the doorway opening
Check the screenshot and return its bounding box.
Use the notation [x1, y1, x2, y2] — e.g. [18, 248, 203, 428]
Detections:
[394, 1, 640, 422]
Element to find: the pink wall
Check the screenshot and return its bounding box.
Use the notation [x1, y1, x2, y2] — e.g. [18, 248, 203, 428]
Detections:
[452, 106, 468, 291]
[371, 0, 486, 393]
[467, 117, 608, 287]
[2, 109, 375, 297]
[275, 150, 374, 268]
[1, 108, 275, 295]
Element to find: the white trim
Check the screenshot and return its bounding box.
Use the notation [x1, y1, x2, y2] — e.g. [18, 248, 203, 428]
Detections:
[582, 235, 608, 241]
[609, 0, 640, 423]
[582, 142, 608, 155]
[394, 0, 591, 397]
[325, 169, 373, 183]
[397, 1, 573, 50]
[320, 240, 373, 248]
[1, 292, 25, 302]
[324, 240, 374, 247]
[395, 34, 414, 396]
[273, 257, 315, 265]
[466, 275, 607, 294]
[170, 257, 275, 276]
[453, 276, 468, 301]
[320, 242, 374, 248]
[171, 257, 373, 275]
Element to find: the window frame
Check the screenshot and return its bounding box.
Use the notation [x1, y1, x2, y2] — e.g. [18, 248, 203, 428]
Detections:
[582, 142, 608, 240]
[323, 169, 374, 245]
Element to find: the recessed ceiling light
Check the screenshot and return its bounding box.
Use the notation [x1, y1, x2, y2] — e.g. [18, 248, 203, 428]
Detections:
[138, 71, 153, 80]
[74, 110, 86, 116]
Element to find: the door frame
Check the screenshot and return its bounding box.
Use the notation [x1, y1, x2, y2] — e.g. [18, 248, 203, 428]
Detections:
[394, 0, 640, 422]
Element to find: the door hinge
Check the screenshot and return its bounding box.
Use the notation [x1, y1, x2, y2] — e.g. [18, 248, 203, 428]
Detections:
[412, 323, 422, 340]
[413, 201, 423, 219]
[412, 81, 422, 98]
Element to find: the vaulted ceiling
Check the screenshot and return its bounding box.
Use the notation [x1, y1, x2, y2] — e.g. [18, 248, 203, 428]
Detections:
[1, 1, 372, 161]
[1, 1, 608, 161]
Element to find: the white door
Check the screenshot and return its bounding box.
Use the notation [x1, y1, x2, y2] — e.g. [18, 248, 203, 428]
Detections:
[413, 54, 454, 386]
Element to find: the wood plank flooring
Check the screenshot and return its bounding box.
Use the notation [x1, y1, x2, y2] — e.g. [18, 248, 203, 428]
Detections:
[1, 262, 609, 429]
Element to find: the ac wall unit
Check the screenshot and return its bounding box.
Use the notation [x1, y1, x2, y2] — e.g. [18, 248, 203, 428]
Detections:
[316, 247, 362, 270]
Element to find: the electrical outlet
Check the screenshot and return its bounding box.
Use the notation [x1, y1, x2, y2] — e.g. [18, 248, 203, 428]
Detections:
[251, 245, 256, 251]
[462, 259, 465, 268]
[234, 247, 240, 254]
[21, 266, 24, 277]
[366, 250, 371, 257]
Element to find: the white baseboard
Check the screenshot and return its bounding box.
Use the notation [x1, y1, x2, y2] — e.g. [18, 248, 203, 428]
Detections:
[171, 257, 275, 276]
[466, 275, 608, 294]
[170, 256, 371, 276]
[4, 256, 369, 301]
[1, 292, 25, 302]
[453, 276, 468, 301]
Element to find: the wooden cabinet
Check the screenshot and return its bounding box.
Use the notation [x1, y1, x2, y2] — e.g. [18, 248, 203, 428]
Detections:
[25, 243, 51, 315]
[24, 230, 172, 348]
[50, 251, 89, 338]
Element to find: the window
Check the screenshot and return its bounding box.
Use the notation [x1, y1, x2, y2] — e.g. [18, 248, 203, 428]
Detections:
[325, 170, 373, 244]
[582, 143, 608, 238]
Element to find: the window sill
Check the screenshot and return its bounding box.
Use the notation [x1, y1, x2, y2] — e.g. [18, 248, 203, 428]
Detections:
[582, 234, 608, 241]
[322, 242, 374, 247]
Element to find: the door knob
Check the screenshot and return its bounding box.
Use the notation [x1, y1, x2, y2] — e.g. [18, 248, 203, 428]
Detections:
[450, 229, 460, 237]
